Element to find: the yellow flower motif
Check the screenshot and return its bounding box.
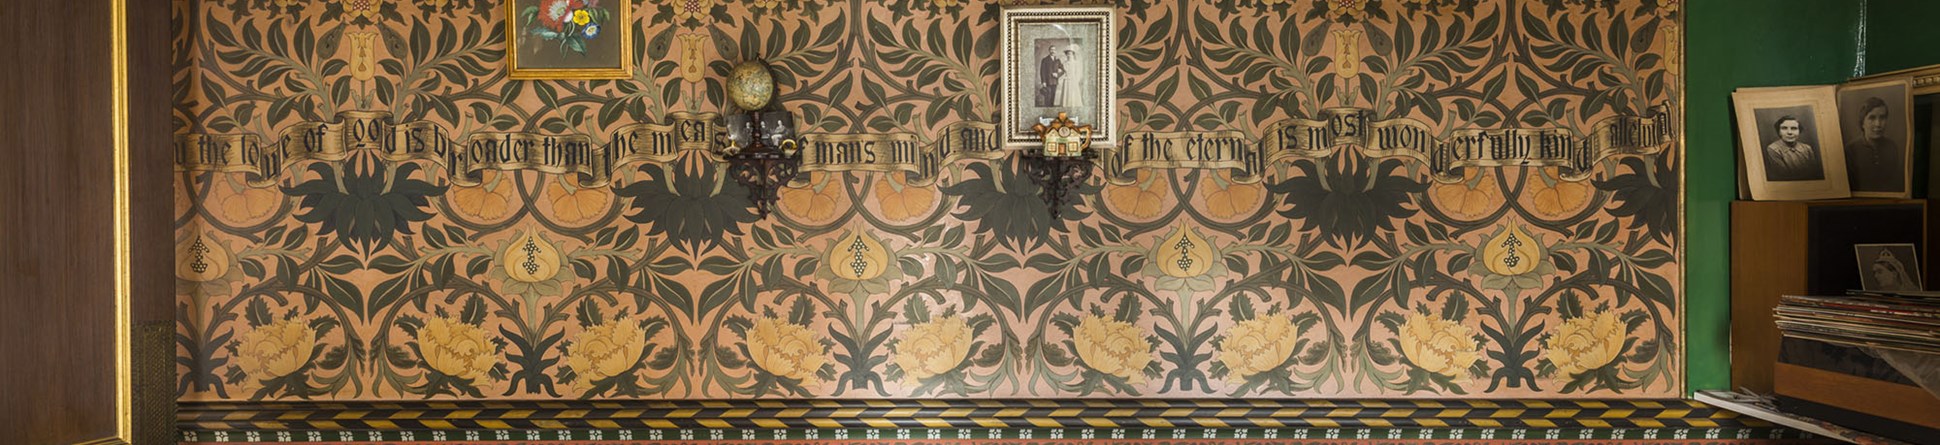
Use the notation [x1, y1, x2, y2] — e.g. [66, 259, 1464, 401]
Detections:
[1332, 29, 1363, 79]
[1217, 315, 1301, 380]
[1104, 170, 1165, 219]
[1663, 28, 1681, 79]
[502, 230, 564, 284]
[753, 0, 781, 9]
[448, 173, 517, 221]
[345, 31, 380, 82]
[1468, 222, 1556, 291]
[817, 229, 902, 296]
[416, 317, 497, 381]
[1072, 315, 1153, 384]
[778, 173, 845, 223]
[567, 318, 650, 382]
[235, 318, 317, 381]
[1398, 312, 1481, 379]
[1145, 225, 1228, 294]
[1526, 168, 1592, 218]
[746, 316, 827, 383]
[676, 32, 710, 85]
[572, 9, 591, 26]
[892, 315, 974, 383]
[932, 0, 960, 7]
[1544, 310, 1627, 377]
[1199, 170, 1264, 220]
[1431, 168, 1499, 220]
[1481, 223, 1543, 276]
[422, 0, 449, 7]
[1328, 0, 1367, 21]
[544, 182, 612, 224]
[336, 0, 384, 21]
[828, 230, 890, 281]
[177, 232, 233, 283]
[1259, 0, 1286, 5]
[874, 173, 937, 222]
[1656, 0, 1679, 14]
[673, 0, 714, 23]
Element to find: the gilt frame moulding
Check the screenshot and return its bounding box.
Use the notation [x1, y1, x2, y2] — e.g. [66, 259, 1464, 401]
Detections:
[174, 0, 1691, 413]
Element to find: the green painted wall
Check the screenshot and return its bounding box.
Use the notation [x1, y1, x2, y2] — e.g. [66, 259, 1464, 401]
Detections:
[1684, 0, 1862, 393]
[1864, 0, 1940, 75]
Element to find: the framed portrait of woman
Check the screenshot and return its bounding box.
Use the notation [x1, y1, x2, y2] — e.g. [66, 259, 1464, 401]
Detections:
[1734, 86, 1852, 200]
[1837, 78, 1914, 198]
[1001, 5, 1115, 149]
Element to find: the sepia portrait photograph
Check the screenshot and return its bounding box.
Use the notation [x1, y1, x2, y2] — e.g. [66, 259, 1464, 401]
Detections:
[1003, 6, 1115, 148]
[1754, 106, 1824, 182]
[1733, 86, 1850, 200]
[1855, 243, 1923, 292]
[1838, 78, 1914, 197]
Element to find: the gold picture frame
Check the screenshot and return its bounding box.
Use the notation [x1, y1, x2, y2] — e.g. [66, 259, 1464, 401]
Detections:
[506, 0, 632, 79]
[1001, 5, 1115, 149]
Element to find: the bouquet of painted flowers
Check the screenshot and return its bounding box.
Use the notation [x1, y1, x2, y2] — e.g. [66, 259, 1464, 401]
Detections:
[520, 0, 609, 55]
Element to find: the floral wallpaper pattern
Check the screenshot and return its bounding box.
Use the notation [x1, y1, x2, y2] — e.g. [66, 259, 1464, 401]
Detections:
[174, 0, 1684, 400]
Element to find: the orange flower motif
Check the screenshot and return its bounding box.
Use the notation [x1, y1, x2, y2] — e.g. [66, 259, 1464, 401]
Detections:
[1104, 170, 1166, 220]
[220, 187, 283, 224]
[545, 182, 612, 224]
[448, 171, 517, 221]
[1430, 168, 1498, 220]
[778, 173, 846, 223]
[1199, 171, 1264, 220]
[1526, 168, 1593, 218]
[874, 173, 937, 222]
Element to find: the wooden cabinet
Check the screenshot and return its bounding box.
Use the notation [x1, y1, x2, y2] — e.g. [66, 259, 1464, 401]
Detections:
[1729, 199, 1932, 393]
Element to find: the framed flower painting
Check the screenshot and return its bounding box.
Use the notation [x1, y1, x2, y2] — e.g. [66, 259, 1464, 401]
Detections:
[508, 0, 631, 79]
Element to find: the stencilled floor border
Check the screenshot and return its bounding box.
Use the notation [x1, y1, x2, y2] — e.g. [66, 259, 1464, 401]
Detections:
[177, 399, 1816, 443]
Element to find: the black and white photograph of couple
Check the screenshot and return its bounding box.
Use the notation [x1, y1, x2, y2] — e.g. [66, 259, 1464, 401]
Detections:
[1033, 39, 1085, 109]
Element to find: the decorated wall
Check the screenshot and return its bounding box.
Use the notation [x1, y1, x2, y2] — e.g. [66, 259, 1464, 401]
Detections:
[174, 0, 1684, 401]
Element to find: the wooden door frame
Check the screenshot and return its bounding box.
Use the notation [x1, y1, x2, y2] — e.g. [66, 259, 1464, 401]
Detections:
[72, 0, 135, 443]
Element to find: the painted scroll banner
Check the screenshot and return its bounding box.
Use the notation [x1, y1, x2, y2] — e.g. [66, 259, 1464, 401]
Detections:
[175, 112, 1004, 188]
[177, 105, 1674, 188]
[1102, 104, 1679, 185]
[176, 111, 722, 188]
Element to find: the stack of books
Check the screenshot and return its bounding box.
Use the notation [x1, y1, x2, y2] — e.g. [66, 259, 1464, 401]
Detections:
[1775, 291, 1940, 353]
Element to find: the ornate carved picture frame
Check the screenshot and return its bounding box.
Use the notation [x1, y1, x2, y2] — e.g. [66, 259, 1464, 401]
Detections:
[1001, 5, 1114, 149]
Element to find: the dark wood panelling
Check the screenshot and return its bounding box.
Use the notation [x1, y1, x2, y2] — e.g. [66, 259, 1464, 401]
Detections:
[0, 0, 123, 443]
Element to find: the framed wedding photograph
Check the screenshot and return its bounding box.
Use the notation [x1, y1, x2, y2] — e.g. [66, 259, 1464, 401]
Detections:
[507, 0, 632, 79]
[1001, 5, 1115, 148]
[1734, 86, 1851, 200]
[1855, 243, 1923, 291]
[1837, 78, 1914, 197]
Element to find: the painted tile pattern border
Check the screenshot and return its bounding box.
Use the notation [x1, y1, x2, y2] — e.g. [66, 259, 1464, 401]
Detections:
[181, 429, 1817, 444]
[174, 0, 1685, 401]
